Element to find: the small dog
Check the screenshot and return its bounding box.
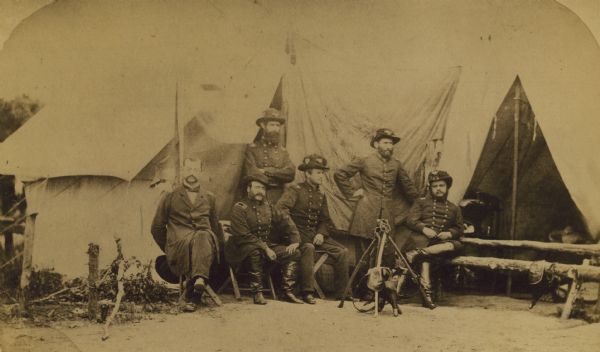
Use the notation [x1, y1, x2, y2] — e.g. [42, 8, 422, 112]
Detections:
[366, 266, 402, 317]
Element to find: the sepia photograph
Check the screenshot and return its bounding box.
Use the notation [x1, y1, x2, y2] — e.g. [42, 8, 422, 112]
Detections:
[0, 0, 599, 351]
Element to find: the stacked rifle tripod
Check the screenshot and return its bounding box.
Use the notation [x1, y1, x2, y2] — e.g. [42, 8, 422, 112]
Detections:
[337, 218, 436, 317]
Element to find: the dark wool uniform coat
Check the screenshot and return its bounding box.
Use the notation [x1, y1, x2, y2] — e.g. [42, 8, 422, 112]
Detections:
[225, 197, 300, 268]
[243, 140, 295, 203]
[151, 186, 224, 279]
[406, 195, 464, 248]
[334, 152, 419, 238]
[275, 181, 331, 243]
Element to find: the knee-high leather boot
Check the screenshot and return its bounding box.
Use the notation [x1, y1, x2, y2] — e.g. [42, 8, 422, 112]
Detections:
[282, 260, 303, 304]
[420, 261, 436, 309]
[248, 251, 267, 305]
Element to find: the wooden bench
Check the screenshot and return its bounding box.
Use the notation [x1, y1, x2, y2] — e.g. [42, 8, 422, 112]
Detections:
[445, 238, 600, 319]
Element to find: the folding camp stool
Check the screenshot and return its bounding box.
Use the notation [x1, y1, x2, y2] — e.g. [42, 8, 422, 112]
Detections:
[217, 266, 277, 301]
[178, 276, 222, 306]
[313, 251, 330, 299]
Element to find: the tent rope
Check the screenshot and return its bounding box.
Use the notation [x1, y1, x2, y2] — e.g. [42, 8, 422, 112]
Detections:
[492, 114, 497, 140]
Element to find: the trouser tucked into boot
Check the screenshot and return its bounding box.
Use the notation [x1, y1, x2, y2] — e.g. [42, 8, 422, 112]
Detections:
[246, 249, 265, 293]
[281, 260, 299, 293]
[281, 260, 304, 304]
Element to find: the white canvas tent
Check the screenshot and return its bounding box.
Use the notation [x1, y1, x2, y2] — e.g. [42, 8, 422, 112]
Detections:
[0, 0, 599, 277]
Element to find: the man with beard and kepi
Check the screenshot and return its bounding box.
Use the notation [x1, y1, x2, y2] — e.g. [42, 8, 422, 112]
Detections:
[243, 108, 295, 204]
[334, 128, 419, 246]
[401, 170, 464, 307]
[225, 173, 317, 305]
[276, 154, 350, 300]
[151, 158, 224, 312]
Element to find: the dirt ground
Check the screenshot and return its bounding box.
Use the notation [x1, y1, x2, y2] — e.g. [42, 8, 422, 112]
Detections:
[1, 294, 598, 352]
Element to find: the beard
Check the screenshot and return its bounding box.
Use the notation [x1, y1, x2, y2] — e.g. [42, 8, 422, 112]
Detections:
[251, 192, 265, 202]
[263, 131, 280, 145]
[431, 190, 448, 200]
[377, 147, 393, 159]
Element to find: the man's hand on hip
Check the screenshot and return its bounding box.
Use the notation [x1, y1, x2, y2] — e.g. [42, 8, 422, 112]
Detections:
[351, 189, 365, 200]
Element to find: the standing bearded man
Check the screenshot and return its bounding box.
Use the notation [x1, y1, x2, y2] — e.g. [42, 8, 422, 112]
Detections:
[334, 128, 419, 244]
[277, 154, 350, 300]
[225, 174, 317, 305]
[402, 170, 464, 307]
[244, 108, 295, 204]
[151, 158, 224, 312]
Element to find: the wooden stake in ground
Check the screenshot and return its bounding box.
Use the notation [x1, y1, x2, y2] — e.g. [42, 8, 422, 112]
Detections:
[18, 213, 37, 312]
[102, 238, 125, 341]
[87, 243, 100, 321]
[561, 269, 581, 320]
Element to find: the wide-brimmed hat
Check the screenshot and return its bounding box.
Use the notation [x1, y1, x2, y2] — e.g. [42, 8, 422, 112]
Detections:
[370, 128, 401, 148]
[154, 255, 179, 284]
[428, 170, 453, 188]
[255, 108, 286, 126]
[298, 154, 330, 171]
[242, 173, 270, 187]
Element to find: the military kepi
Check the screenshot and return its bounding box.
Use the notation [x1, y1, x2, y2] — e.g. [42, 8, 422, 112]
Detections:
[298, 154, 330, 171]
[370, 128, 401, 147]
[427, 170, 453, 188]
[255, 108, 286, 126]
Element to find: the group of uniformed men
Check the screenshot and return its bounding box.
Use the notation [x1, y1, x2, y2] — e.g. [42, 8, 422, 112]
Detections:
[151, 108, 464, 312]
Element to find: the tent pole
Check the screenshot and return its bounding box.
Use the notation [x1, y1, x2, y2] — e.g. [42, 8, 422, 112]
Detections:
[174, 82, 184, 185]
[507, 82, 521, 297]
[281, 76, 289, 148]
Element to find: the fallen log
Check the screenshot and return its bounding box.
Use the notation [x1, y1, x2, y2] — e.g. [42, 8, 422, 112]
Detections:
[460, 238, 600, 257]
[30, 287, 73, 303]
[448, 256, 600, 282]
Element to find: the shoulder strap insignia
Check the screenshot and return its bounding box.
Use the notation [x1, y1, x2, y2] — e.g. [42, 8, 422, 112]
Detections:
[235, 201, 248, 210]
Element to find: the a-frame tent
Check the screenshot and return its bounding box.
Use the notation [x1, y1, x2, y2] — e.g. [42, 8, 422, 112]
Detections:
[464, 77, 588, 244]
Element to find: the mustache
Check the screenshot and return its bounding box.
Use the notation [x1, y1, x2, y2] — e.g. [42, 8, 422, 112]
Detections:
[264, 131, 280, 138]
